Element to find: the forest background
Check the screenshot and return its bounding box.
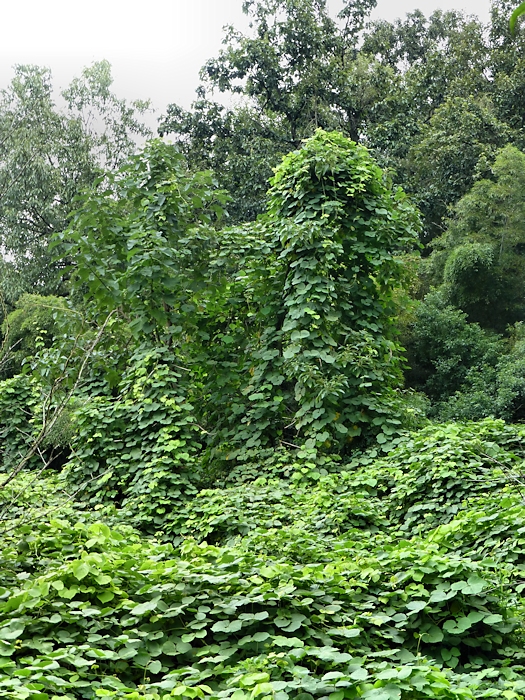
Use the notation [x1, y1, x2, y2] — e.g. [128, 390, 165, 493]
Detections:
[2, 0, 525, 699]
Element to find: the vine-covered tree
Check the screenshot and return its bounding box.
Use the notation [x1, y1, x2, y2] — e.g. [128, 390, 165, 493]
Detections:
[58, 130, 420, 512]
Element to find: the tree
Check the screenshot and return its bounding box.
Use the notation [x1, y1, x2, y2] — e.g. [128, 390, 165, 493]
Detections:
[159, 100, 290, 223]
[160, 0, 383, 222]
[0, 61, 151, 309]
[59, 139, 229, 336]
[216, 129, 421, 452]
[489, 0, 525, 149]
[63, 130, 421, 473]
[362, 10, 491, 235]
[406, 96, 509, 240]
[403, 291, 503, 404]
[362, 9, 488, 104]
[201, 0, 377, 143]
[429, 144, 525, 332]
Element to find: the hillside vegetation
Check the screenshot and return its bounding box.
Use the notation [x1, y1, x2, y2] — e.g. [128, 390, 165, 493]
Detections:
[3, 1, 525, 699]
[1, 420, 525, 699]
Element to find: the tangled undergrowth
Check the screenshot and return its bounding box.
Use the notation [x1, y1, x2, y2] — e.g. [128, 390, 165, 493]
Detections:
[1, 418, 525, 700]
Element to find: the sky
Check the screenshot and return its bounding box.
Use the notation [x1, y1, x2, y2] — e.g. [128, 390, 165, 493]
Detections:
[0, 0, 492, 129]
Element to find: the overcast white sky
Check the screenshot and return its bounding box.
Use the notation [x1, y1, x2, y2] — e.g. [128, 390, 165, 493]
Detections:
[0, 0, 492, 129]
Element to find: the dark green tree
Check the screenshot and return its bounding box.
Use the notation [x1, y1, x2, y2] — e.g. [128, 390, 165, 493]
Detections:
[362, 11, 492, 235]
[159, 100, 290, 223]
[489, 0, 525, 147]
[406, 96, 509, 240]
[403, 291, 503, 403]
[429, 144, 525, 332]
[159, 0, 383, 222]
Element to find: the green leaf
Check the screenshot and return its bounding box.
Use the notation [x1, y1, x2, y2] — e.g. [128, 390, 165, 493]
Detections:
[212, 620, 243, 633]
[231, 691, 247, 700]
[132, 599, 158, 615]
[162, 640, 178, 655]
[329, 692, 345, 700]
[72, 562, 90, 581]
[172, 686, 189, 696]
[428, 588, 454, 603]
[405, 599, 426, 614]
[252, 682, 274, 697]
[466, 611, 485, 625]
[484, 614, 504, 625]
[362, 691, 394, 700]
[421, 625, 444, 643]
[327, 627, 361, 638]
[349, 667, 369, 681]
[118, 646, 138, 660]
[0, 620, 25, 641]
[462, 576, 487, 595]
[252, 632, 270, 642]
[148, 660, 162, 674]
[282, 344, 301, 359]
[272, 636, 304, 647]
[240, 673, 270, 687]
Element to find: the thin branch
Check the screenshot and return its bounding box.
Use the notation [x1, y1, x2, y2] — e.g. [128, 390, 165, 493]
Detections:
[280, 439, 301, 449]
[0, 310, 116, 490]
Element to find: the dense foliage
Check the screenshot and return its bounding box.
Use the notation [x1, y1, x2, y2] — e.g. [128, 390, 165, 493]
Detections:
[2, 420, 525, 699]
[160, 0, 525, 238]
[4, 2, 525, 699]
[0, 61, 150, 312]
[56, 131, 420, 488]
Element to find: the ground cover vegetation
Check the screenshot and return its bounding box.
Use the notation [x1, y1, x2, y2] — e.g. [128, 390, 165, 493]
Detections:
[4, 0, 525, 698]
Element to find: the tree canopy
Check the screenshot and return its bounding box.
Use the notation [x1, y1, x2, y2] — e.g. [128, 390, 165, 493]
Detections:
[0, 61, 151, 308]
